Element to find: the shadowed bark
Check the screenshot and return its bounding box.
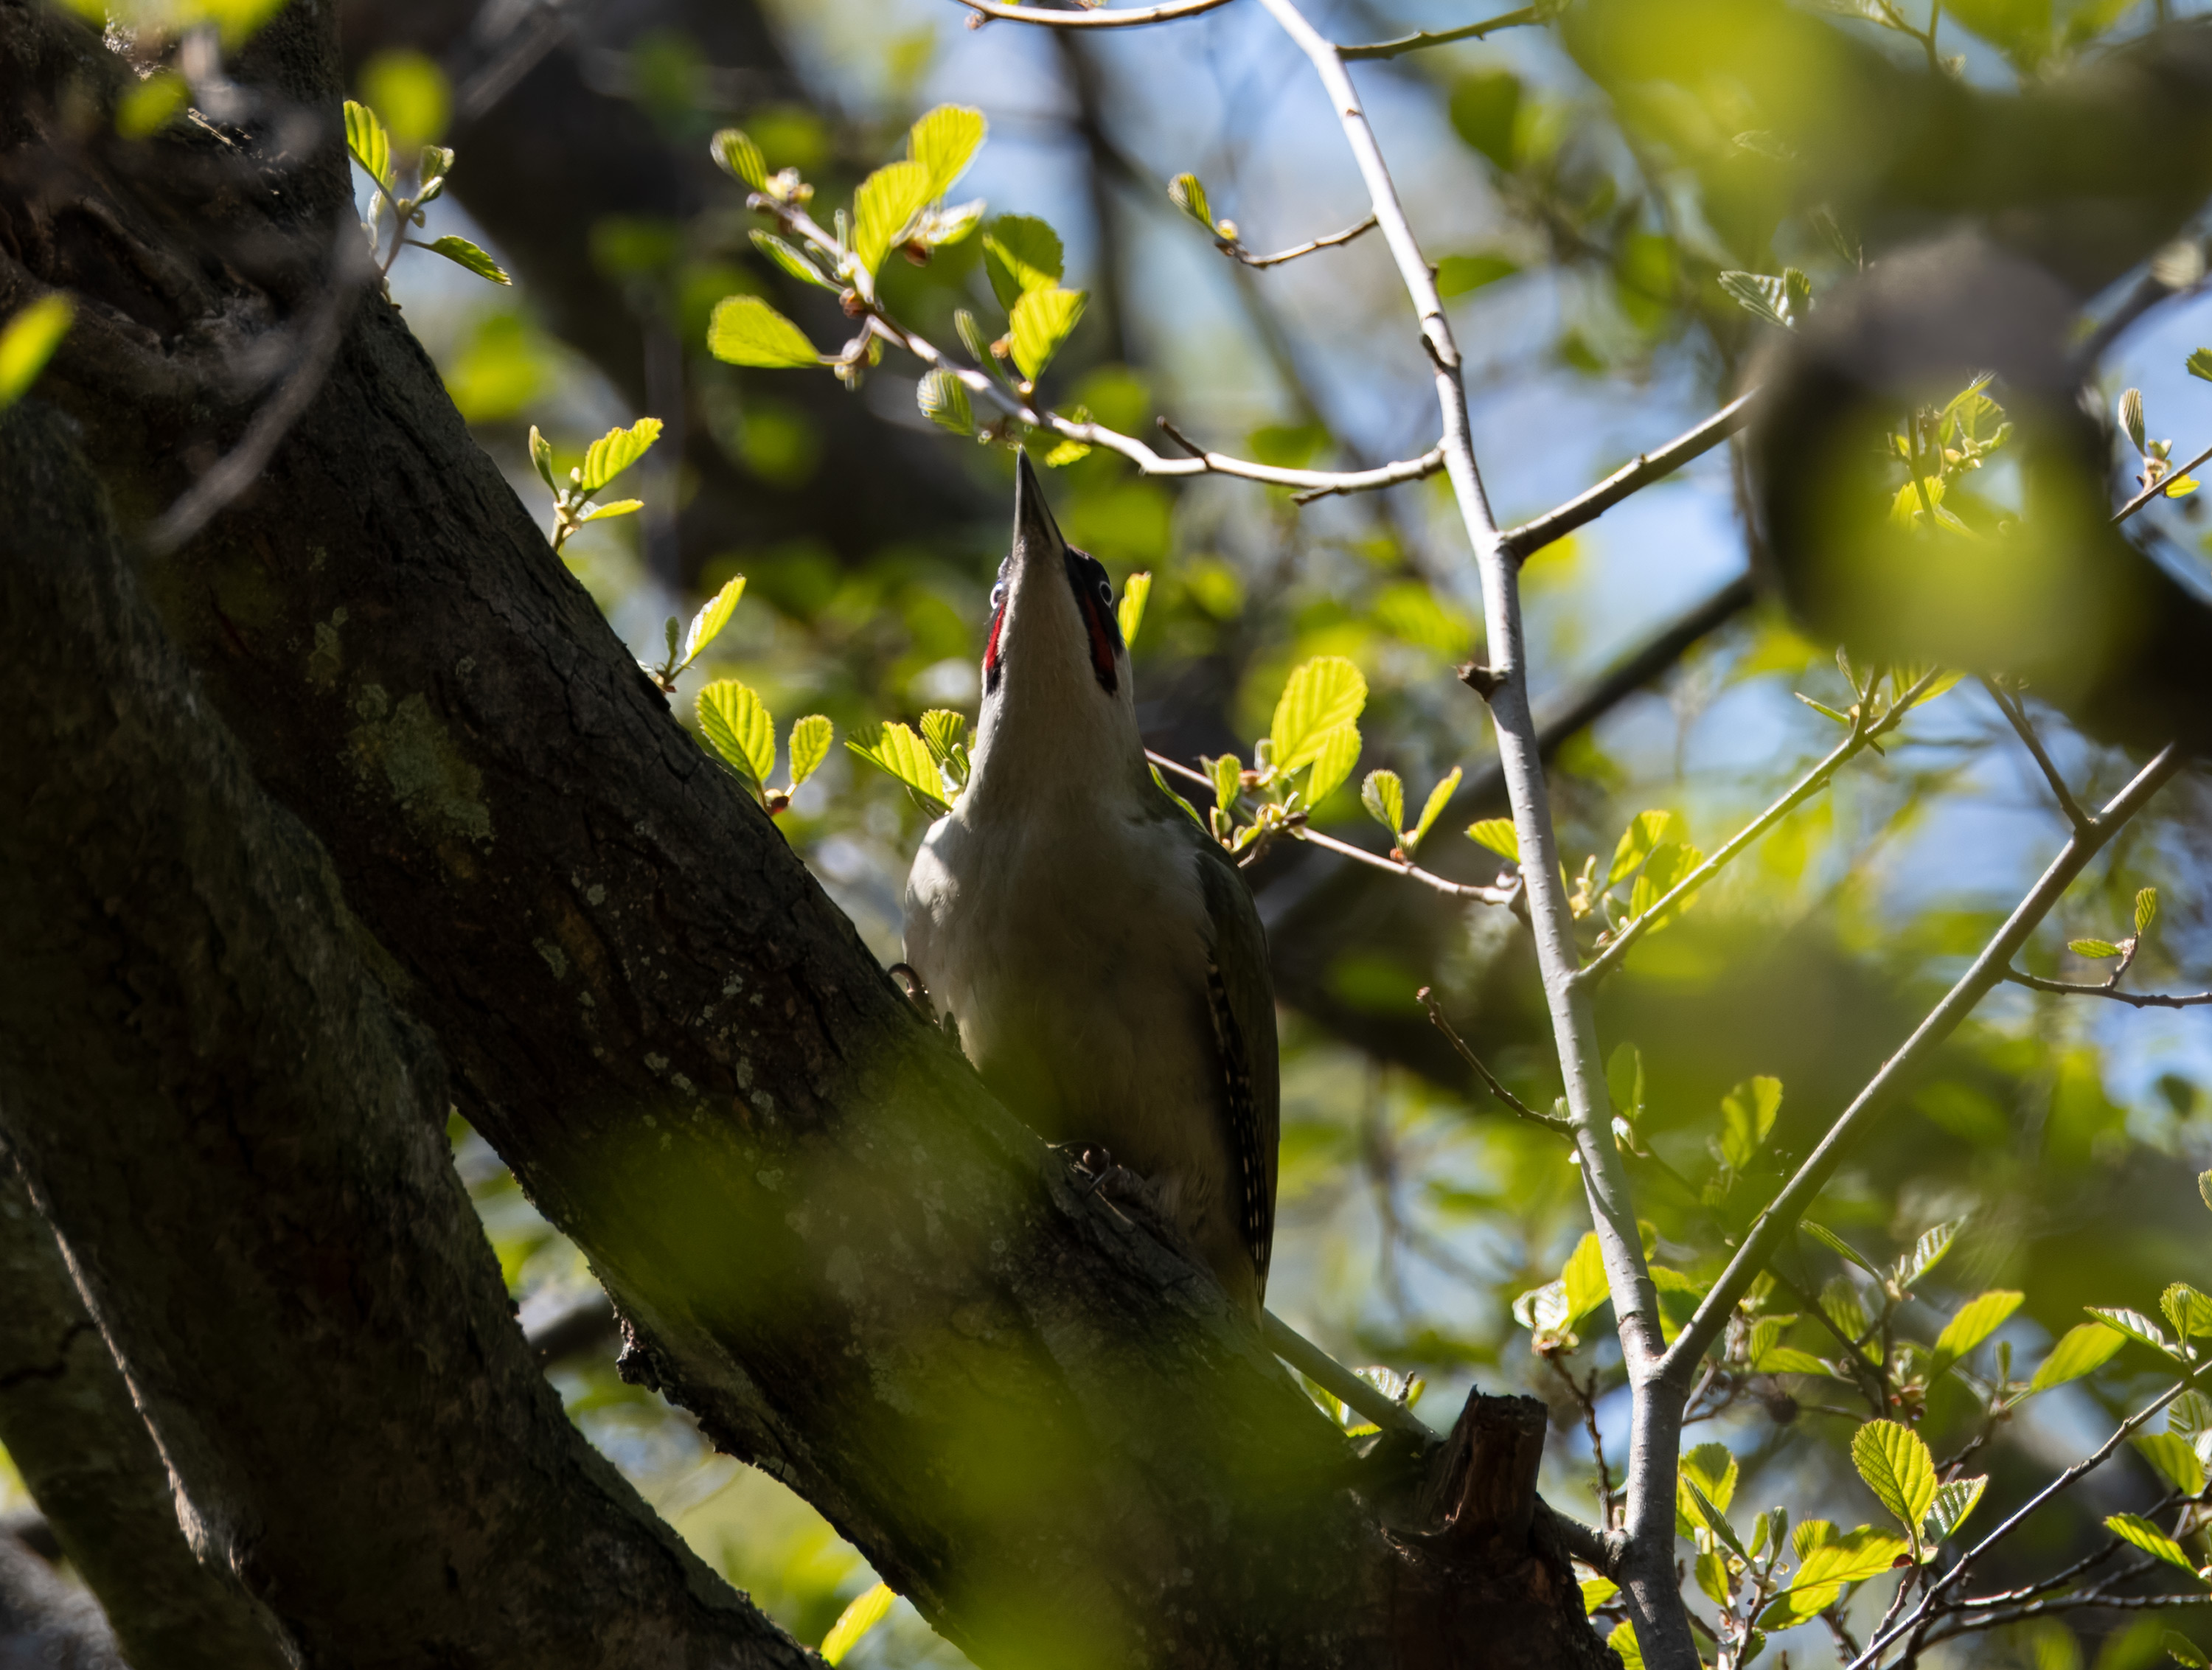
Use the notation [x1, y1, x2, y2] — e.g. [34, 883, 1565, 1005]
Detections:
[0, 1, 1613, 1664]
[0, 1168, 289, 1670]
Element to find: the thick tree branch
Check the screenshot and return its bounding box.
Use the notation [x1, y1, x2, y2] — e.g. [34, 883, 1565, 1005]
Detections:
[0, 397, 815, 1670]
[0, 1169, 288, 1670]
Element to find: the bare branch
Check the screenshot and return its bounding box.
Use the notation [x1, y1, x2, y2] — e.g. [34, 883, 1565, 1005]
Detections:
[2001, 969, 2212, 1008]
[948, 0, 1237, 26]
[1258, 1314, 1433, 1441]
[1574, 669, 1943, 988]
[1981, 676, 2091, 830]
[1293, 824, 1517, 902]
[1500, 390, 1762, 563]
[1340, 7, 1541, 58]
[1225, 214, 1378, 267]
[1418, 987, 1573, 1138]
[1658, 745, 2184, 1393]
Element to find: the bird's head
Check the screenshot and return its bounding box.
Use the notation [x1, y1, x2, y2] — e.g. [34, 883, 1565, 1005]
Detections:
[965, 451, 1145, 804]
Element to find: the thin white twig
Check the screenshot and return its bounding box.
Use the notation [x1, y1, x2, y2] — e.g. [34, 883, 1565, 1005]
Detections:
[2112, 439, 2212, 524]
[950, 0, 1237, 25]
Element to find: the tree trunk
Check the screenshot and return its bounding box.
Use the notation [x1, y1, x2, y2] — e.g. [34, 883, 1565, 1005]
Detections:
[0, 3, 1613, 1664]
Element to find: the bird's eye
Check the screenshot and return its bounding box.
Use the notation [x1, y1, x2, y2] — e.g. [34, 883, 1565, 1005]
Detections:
[1096, 580, 1112, 605]
[990, 581, 1006, 611]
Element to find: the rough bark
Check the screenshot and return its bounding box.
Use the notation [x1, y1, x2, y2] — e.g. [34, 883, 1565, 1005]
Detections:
[0, 1167, 289, 1670]
[0, 397, 815, 1670]
[0, 2, 1611, 1665]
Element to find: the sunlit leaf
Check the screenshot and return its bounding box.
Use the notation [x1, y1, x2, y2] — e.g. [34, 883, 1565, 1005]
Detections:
[1607, 1620, 1644, 1670]
[916, 369, 975, 435]
[580, 417, 663, 495]
[1009, 285, 1086, 381]
[1682, 1440, 1739, 1513]
[2163, 1283, 2212, 1340]
[908, 105, 986, 199]
[1580, 1575, 1618, 1615]
[0, 294, 74, 411]
[751, 230, 841, 291]
[785, 714, 832, 787]
[1117, 571, 1152, 648]
[1270, 656, 1369, 771]
[1303, 723, 1361, 807]
[1795, 1525, 1910, 1588]
[1719, 1076, 1783, 1171]
[2165, 1629, 2210, 1669]
[2188, 347, 2212, 385]
[820, 1582, 897, 1665]
[707, 296, 820, 369]
[1608, 809, 1680, 887]
[1893, 1220, 1961, 1292]
[580, 498, 643, 522]
[1852, 1420, 1938, 1541]
[853, 159, 933, 277]
[1362, 770, 1405, 840]
[1466, 818, 1519, 861]
[1209, 754, 1242, 818]
[2138, 888, 2161, 936]
[1406, 768, 1460, 852]
[343, 99, 393, 190]
[982, 214, 1065, 311]
[1801, 1220, 1883, 1278]
[1562, 1232, 1610, 1329]
[1719, 269, 1795, 330]
[848, 722, 953, 815]
[1929, 1290, 2023, 1378]
[2135, 1433, 2208, 1498]
[528, 424, 556, 490]
[698, 679, 776, 787]
[1512, 1277, 1571, 1335]
[2107, 1514, 2205, 1579]
[1923, 1475, 1987, 1548]
[682, 577, 745, 665]
[2089, 1306, 2181, 1359]
[1756, 1346, 1842, 1377]
[2070, 938, 2121, 959]
[1168, 171, 1214, 231]
[1607, 1043, 1645, 1124]
[423, 234, 510, 285]
[1152, 763, 1204, 827]
[710, 128, 767, 191]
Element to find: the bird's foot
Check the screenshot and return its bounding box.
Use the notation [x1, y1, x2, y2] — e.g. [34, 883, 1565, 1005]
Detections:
[1072, 1146, 1142, 1202]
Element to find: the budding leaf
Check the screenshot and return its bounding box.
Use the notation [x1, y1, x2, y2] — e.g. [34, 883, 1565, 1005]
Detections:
[785, 714, 833, 789]
[581, 498, 643, 522]
[424, 234, 510, 284]
[1609, 809, 1680, 887]
[853, 159, 933, 277]
[982, 215, 1064, 312]
[2188, 347, 2212, 385]
[1406, 767, 1461, 853]
[1168, 171, 1214, 231]
[343, 99, 393, 190]
[1362, 769, 1406, 840]
[848, 722, 953, 815]
[711, 128, 768, 191]
[916, 369, 975, 435]
[1209, 754, 1242, 819]
[1117, 571, 1152, 649]
[907, 105, 987, 200]
[2162, 1282, 2212, 1340]
[683, 577, 745, 665]
[1719, 269, 1795, 330]
[527, 424, 556, 491]
[2121, 387, 2147, 453]
[751, 231, 841, 291]
[698, 679, 776, 787]
[820, 1582, 896, 1666]
[2137, 887, 2160, 936]
[708, 296, 820, 369]
[580, 418, 662, 495]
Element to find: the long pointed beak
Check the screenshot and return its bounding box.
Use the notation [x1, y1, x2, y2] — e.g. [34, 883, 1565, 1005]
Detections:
[1012, 450, 1066, 570]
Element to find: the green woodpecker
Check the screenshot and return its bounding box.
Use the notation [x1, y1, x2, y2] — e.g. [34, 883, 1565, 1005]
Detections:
[902, 454, 1281, 1315]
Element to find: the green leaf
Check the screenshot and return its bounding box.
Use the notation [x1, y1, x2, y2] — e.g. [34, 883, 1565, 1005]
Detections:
[2138, 889, 2163, 936]
[2202, 1170, 2212, 1214]
[1009, 285, 1086, 381]
[916, 369, 974, 435]
[1795, 1525, 1912, 1588]
[2168, 1391, 2212, 1441]
[1561, 1231, 1609, 1329]
[1798, 692, 1853, 726]
[1852, 1420, 1938, 1542]
[1694, 1547, 1731, 1607]
[982, 215, 1064, 311]
[1893, 1220, 1961, 1292]
[1759, 1582, 1842, 1631]
[751, 230, 841, 291]
[115, 69, 189, 138]
[908, 105, 986, 199]
[1303, 723, 1361, 807]
[343, 98, 392, 189]
[848, 722, 953, 815]
[1757, 1346, 1843, 1377]
[1719, 269, 1795, 330]
[682, 577, 745, 665]
[708, 296, 820, 369]
[1466, 818, 1519, 862]
[1580, 1576, 1618, 1615]
[1607, 1043, 1645, 1124]
[1270, 655, 1369, 771]
[2070, 938, 2121, 959]
[2089, 1306, 2181, 1359]
[581, 498, 644, 522]
[1167, 171, 1214, 232]
[1608, 810, 1680, 887]
[698, 679, 777, 786]
[2188, 347, 2212, 385]
[580, 418, 663, 495]
[1117, 571, 1152, 649]
[1607, 1620, 1644, 1670]
[1628, 841, 1702, 925]
[1208, 754, 1242, 818]
[2165, 1629, 2209, 1669]
[710, 128, 767, 191]
[527, 424, 556, 491]
[785, 715, 832, 787]
[1436, 254, 1519, 297]
[1930, 1290, 2024, 1378]
[2107, 1514, 2205, 1579]
[1922, 1475, 1988, 1548]
[1802, 1220, 1883, 1278]
[1682, 1440, 1739, 1513]
[853, 159, 933, 277]
[0, 294, 74, 411]
[2163, 1283, 2212, 1340]
[2120, 388, 2149, 453]
[1362, 770, 1405, 840]
[918, 709, 969, 773]
[1406, 768, 1460, 852]
[423, 234, 510, 284]
[2135, 1433, 2208, 1497]
[1719, 1076, 1783, 1171]
[820, 1582, 896, 1666]
[1152, 762, 1204, 827]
